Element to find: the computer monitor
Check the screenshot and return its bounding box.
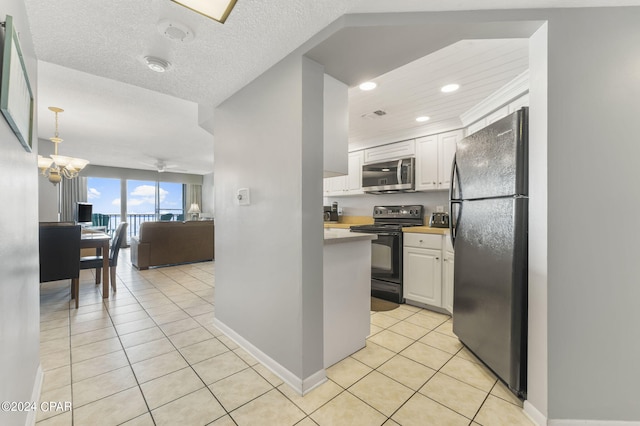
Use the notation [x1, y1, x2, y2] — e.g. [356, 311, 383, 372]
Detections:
[76, 202, 93, 224]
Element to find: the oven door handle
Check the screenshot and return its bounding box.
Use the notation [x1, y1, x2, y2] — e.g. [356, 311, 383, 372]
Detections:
[373, 233, 399, 237]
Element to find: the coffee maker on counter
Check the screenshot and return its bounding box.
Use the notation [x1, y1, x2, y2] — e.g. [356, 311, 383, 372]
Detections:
[323, 202, 339, 223]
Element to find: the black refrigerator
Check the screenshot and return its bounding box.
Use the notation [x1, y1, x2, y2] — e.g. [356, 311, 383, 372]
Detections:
[449, 107, 528, 398]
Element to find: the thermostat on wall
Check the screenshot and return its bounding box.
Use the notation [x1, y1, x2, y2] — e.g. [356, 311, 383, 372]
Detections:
[237, 188, 250, 206]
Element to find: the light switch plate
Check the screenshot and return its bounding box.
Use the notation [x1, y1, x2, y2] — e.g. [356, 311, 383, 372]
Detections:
[237, 188, 250, 205]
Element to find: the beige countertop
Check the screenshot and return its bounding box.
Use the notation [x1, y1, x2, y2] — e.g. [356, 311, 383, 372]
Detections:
[324, 218, 449, 235]
[323, 223, 353, 229]
[402, 226, 450, 235]
[323, 215, 373, 229]
[323, 229, 377, 245]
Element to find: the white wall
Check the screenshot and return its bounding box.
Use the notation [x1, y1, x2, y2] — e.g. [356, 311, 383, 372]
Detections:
[325, 190, 450, 217]
[323, 74, 348, 177]
[213, 54, 324, 390]
[543, 7, 640, 421]
[0, 3, 42, 425]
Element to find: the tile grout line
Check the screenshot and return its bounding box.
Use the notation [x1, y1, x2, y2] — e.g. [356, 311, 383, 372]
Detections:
[99, 271, 157, 426]
[355, 310, 476, 423]
[114, 263, 237, 425]
[42, 256, 528, 426]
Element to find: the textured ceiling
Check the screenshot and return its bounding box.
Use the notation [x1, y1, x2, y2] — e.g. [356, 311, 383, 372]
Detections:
[25, 0, 359, 106]
[25, 0, 360, 174]
[23, 0, 640, 174]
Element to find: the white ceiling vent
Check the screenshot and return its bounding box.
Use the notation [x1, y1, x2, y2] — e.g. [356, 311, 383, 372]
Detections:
[157, 20, 195, 43]
[361, 109, 387, 120]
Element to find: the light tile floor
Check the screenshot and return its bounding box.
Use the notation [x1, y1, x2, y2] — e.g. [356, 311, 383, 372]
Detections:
[37, 248, 535, 426]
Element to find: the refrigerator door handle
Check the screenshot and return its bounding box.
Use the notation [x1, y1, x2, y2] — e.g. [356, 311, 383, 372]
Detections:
[450, 200, 461, 248]
[449, 152, 458, 201]
[449, 153, 460, 248]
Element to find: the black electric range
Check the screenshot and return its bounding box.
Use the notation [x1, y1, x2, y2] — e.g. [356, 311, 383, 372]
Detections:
[350, 205, 424, 303]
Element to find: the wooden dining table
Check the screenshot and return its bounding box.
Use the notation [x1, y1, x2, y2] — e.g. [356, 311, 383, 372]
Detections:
[80, 231, 110, 298]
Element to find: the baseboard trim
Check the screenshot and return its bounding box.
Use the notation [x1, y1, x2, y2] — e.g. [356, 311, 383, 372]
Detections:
[25, 364, 43, 426]
[301, 369, 327, 395]
[524, 400, 547, 426]
[213, 318, 326, 396]
[549, 420, 640, 426]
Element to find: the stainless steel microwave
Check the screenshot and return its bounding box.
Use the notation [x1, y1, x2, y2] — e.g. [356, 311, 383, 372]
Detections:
[362, 157, 415, 194]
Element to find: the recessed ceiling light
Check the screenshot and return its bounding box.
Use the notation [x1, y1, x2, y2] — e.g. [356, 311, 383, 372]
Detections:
[441, 84, 460, 93]
[359, 81, 377, 91]
[416, 116, 430, 123]
[144, 56, 171, 73]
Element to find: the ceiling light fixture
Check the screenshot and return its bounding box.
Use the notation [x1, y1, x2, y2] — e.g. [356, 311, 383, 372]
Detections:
[171, 0, 237, 24]
[359, 81, 377, 91]
[441, 84, 460, 93]
[416, 116, 430, 123]
[144, 56, 171, 73]
[37, 107, 89, 186]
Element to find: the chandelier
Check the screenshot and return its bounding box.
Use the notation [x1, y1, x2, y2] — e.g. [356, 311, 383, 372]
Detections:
[37, 107, 89, 185]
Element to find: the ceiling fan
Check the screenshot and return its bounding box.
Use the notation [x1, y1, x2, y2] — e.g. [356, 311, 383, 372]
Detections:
[140, 158, 186, 173]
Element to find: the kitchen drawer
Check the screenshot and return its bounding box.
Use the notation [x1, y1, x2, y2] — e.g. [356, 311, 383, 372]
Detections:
[404, 233, 441, 250]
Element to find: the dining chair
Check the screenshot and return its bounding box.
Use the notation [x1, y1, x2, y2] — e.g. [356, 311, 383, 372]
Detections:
[160, 213, 173, 221]
[74, 222, 128, 296]
[39, 223, 81, 308]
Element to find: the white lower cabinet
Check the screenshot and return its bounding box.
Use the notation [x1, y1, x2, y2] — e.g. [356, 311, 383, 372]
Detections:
[403, 233, 455, 314]
[442, 249, 455, 314]
[403, 234, 442, 307]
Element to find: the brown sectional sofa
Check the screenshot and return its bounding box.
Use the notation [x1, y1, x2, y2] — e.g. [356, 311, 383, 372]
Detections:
[130, 220, 214, 270]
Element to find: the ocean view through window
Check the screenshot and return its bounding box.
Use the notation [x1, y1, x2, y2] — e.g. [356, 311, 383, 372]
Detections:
[87, 177, 184, 241]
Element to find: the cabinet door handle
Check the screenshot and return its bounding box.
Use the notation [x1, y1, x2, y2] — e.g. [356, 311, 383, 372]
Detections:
[436, 257, 440, 260]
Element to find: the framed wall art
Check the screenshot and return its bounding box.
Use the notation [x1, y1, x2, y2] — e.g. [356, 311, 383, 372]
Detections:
[1, 14, 34, 152]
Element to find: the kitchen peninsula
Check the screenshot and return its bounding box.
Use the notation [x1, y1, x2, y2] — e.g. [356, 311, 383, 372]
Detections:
[323, 229, 376, 367]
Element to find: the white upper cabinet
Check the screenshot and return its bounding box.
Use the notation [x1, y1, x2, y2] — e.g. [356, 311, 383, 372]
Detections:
[323, 74, 349, 178]
[323, 175, 347, 195]
[324, 151, 363, 196]
[415, 130, 463, 191]
[461, 70, 529, 137]
[485, 105, 510, 126]
[347, 151, 364, 193]
[415, 136, 438, 191]
[465, 95, 530, 137]
[438, 130, 462, 189]
[508, 93, 530, 113]
[363, 140, 415, 164]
